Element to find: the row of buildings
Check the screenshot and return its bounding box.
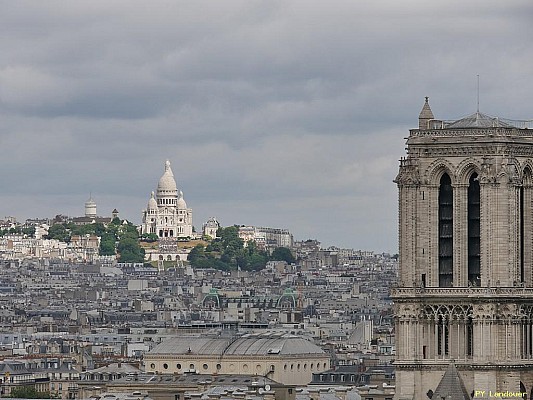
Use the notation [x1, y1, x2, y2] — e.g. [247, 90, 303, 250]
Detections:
[0, 244, 396, 399]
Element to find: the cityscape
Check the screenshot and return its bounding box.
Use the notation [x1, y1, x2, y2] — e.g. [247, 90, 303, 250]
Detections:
[2, 2, 533, 400]
[0, 157, 397, 400]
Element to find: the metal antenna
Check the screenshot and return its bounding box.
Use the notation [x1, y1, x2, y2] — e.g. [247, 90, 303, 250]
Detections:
[477, 74, 480, 113]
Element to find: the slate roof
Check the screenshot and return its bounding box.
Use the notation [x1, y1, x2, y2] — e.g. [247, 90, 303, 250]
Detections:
[431, 363, 470, 400]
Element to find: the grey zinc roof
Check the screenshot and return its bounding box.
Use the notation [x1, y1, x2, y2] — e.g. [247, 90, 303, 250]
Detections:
[150, 336, 232, 356]
[149, 333, 325, 356]
[224, 334, 323, 355]
[446, 111, 512, 128]
[85, 362, 141, 375]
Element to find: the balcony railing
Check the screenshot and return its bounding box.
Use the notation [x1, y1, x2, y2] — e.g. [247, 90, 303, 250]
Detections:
[391, 286, 533, 298]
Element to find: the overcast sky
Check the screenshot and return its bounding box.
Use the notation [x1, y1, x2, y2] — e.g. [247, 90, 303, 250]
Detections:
[1, 1, 532, 251]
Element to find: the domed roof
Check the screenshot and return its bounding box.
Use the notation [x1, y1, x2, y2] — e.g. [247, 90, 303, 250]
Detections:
[177, 190, 187, 208]
[149, 333, 325, 356]
[147, 191, 157, 210]
[157, 160, 177, 194]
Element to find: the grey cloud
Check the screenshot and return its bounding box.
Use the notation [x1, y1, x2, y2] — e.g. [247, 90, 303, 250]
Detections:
[1, 0, 532, 249]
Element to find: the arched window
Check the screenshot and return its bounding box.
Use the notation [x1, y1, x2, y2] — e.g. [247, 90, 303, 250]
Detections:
[437, 315, 449, 356]
[468, 173, 480, 286]
[521, 168, 532, 284]
[439, 173, 453, 287]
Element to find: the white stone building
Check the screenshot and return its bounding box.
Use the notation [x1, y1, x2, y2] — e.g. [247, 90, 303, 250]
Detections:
[141, 160, 193, 239]
[238, 226, 293, 251]
[393, 98, 533, 399]
[202, 217, 220, 239]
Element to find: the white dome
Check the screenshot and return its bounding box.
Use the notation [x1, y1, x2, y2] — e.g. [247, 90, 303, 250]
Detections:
[147, 191, 158, 210]
[177, 190, 187, 208]
[157, 160, 177, 194]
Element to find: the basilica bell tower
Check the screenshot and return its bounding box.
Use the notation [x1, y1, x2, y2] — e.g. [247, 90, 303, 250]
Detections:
[393, 98, 533, 399]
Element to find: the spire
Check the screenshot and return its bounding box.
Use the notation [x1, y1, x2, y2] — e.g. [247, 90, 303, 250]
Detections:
[419, 96, 434, 129]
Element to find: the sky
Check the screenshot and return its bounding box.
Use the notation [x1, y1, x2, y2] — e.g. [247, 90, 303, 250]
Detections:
[1, 1, 532, 252]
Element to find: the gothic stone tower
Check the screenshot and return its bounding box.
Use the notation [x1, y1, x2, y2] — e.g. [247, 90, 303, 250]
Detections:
[393, 98, 533, 400]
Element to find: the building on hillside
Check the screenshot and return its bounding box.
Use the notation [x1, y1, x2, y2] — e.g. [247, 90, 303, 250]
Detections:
[202, 217, 220, 239]
[140, 160, 193, 239]
[71, 196, 117, 226]
[392, 98, 533, 399]
[238, 226, 293, 252]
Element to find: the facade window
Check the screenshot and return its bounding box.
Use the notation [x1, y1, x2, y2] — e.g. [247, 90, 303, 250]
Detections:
[468, 173, 481, 286]
[467, 316, 474, 356]
[437, 316, 449, 356]
[163, 363, 168, 369]
[439, 173, 453, 287]
[520, 167, 532, 283]
[176, 363, 181, 369]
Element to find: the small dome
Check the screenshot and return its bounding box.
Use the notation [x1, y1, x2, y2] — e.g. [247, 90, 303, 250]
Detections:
[147, 191, 158, 210]
[177, 190, 187, 208]
[157, 160, 177, 194]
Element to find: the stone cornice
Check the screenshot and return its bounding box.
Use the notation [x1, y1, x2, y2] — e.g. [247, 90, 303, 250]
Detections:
[391, 287, 533, 301]
[410, 127, 533, 138]
[394, 361, 533, 370]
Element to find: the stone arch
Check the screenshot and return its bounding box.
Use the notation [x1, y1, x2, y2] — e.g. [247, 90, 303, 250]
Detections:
[523, 163, 533, 185]
[456, 158, 481, 184]
[425, 159, 456, 185]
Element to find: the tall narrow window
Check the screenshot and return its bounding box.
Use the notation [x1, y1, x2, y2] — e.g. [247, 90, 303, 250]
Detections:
[520, 167, 532, 284]
[437, 316, 449, 356]
[466, 316, 473, 356]
[439, 173, 453, 287]
[468, 173, 481, 286]
[520, 185, 525, 283]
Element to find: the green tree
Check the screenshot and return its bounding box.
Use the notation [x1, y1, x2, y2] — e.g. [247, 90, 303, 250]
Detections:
[45, 224, 70, 242]
[10, 385, 51, 399]
[99, 232, 117, 256]
[117, 237, 145, 263]
[21, 226, 36, 237]
[141, 233, 158, 242]
[188, 244, 206, 264]
[271, 247, 295, 264]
